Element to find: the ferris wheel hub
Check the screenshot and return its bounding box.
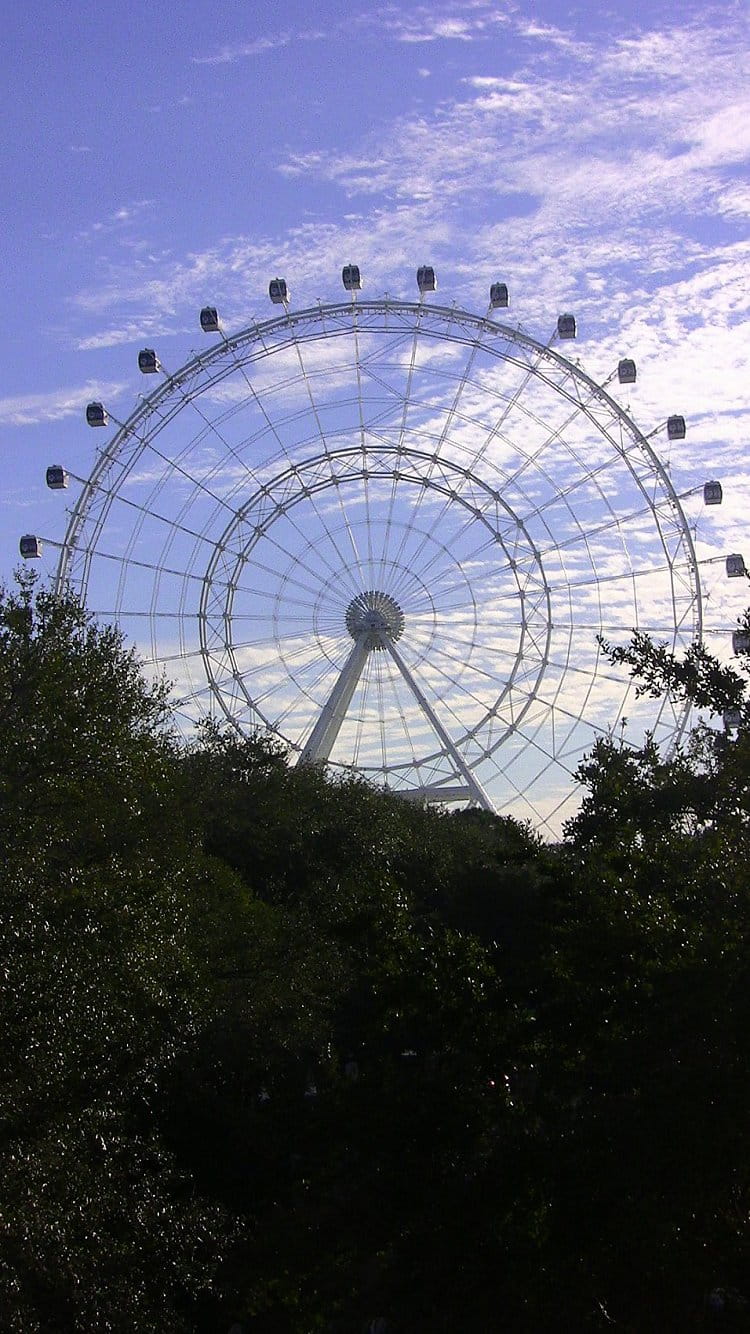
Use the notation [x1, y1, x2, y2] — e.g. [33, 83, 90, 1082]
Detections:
[345, 590, 405, 649]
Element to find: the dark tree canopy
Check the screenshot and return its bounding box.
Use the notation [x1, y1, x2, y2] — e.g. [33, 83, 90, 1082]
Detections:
[3, 579, 750, 1332]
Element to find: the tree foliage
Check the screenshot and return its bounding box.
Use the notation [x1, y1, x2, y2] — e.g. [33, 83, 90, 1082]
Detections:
[0, 575, 236, 1331]
[4, 579, 750, 1331]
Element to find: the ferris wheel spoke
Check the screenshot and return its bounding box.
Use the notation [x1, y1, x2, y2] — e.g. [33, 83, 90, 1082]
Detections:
[351, 300, 377, 573]
[201, 383, 373, 606]
[514, 452, 631, 550]
[404, 647, 503, 723]
[386, 525, 491, 609]
[94, 608, 197, 624]
[535, 489, 676, 565]
[172, 672, 225, 708]
[216, 624, 326, 659]
[163, 371, 276, 503]
[262, 634, 351, 694]
[376, 654, 392, 774]
[53, 296, 700, 833]
[487, 754, 563, 833]
[390, 324, 488, 569]
[386, 486, 468, 594]
[125, 406, 254, 522]
[81, 546, 224, 593]
[376, 300, 427, 588]
[225, 610, 318, 628]
[89, 474, 232, 559]
[463, 342, 554, 478]
[499, 376, 612, 495]
[237, 540, 342, 603]
[139, 642, 215, 669]
[497, 674, 606, 745]
[285, 318, 370, 589]
[390, 674, 422, 774]
[211, 572, 320, 616]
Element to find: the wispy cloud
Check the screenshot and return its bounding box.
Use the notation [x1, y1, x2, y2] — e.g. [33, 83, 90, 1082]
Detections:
[0, 381, 129, 427]
[274, 16, 750, 232]
[387, 15, 483, 43]
[191, 32, 292, 65]
[76, 200, 155, 245]
[190, 2, 512, 66]
[75, 321, 175, 352]
[358, 2, 511, 45]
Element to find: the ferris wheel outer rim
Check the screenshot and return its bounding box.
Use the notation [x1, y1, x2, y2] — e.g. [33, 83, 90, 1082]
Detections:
[54, 300, 700, 591]
[51, 296, 703, 821]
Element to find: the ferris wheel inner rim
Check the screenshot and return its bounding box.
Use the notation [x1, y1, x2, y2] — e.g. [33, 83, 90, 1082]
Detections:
[197, 444, 553, 762]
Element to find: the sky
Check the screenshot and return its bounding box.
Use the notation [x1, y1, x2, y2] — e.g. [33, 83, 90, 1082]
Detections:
[2, 0, 749, 830]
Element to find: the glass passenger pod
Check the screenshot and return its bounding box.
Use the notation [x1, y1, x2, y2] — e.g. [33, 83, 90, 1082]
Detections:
[200, 306, 220, 333]
[732, 629, 750, 655]
[342, 264, 362, 291]
[703, 480, 723, 505]
[490, 282, 509, 309]
[86, 402, 108, 427]
[726, 554, 746, 578]
[617, 358, 636, 384]
[667, 415, 686, 440]
[46, 465, 69, 490]
[138, 348, 159, 374]
[20, 534, 42, 559]
[724, 707, 743, 729]
[269, 278, 289, 304]
[417, 266, 437, 293]
[557, 314, 576, 339]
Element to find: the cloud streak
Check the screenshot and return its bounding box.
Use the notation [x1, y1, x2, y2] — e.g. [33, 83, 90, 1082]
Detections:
[191, 33, 293, 64]
[0, 381, 129, 428]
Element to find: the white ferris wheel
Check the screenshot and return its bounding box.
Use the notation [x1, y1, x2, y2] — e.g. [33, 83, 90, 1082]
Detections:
[29, 267, 714, 835]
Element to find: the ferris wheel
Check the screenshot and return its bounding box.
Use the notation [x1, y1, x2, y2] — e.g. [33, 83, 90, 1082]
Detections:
[29, 267, 710, 835]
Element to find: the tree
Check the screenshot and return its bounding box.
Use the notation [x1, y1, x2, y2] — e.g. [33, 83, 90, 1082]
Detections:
[166, 724, 553, 1331]
[0, 575, 236, 1331]
[530, 622, 750, 1329]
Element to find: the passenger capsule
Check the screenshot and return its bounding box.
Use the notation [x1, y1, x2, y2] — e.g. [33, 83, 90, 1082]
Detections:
[86, 402, 108, 427]
[617, 358, 636, 384]
[19, 535, 42, 559]
[269, 277, 289, 304]
[557, 313, 576, 339]
[703, 480, 723, 505]
[417, 266, 437, 293]
[726, 554, 746, 578]
[732, 629, 750, 655]
[342, 264, 362, 291]
[200, 306, 220, 333]
[489, 282, 509, 309]
[46, 465, 69, 490]
[667, 414, 686, 440]
[724, 707, 742, 729]
[138, 348, 159, 374]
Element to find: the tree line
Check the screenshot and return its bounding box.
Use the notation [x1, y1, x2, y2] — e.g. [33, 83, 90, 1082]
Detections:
[2, 571, 750, 1332]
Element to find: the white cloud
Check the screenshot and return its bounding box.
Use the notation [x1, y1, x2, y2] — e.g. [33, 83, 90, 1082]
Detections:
[190, 2, 512, 67]
[392, 16, 479, 43]
[76, 200, 155, 245]
[0, 381, 129, 427]
[191, 33, 292, 64]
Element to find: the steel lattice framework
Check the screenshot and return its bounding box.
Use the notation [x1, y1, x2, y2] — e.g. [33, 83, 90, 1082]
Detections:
[54, 298, 702, 836]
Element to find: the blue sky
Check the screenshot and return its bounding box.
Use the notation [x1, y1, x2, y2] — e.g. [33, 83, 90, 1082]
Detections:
[3, 0, 749, 829]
